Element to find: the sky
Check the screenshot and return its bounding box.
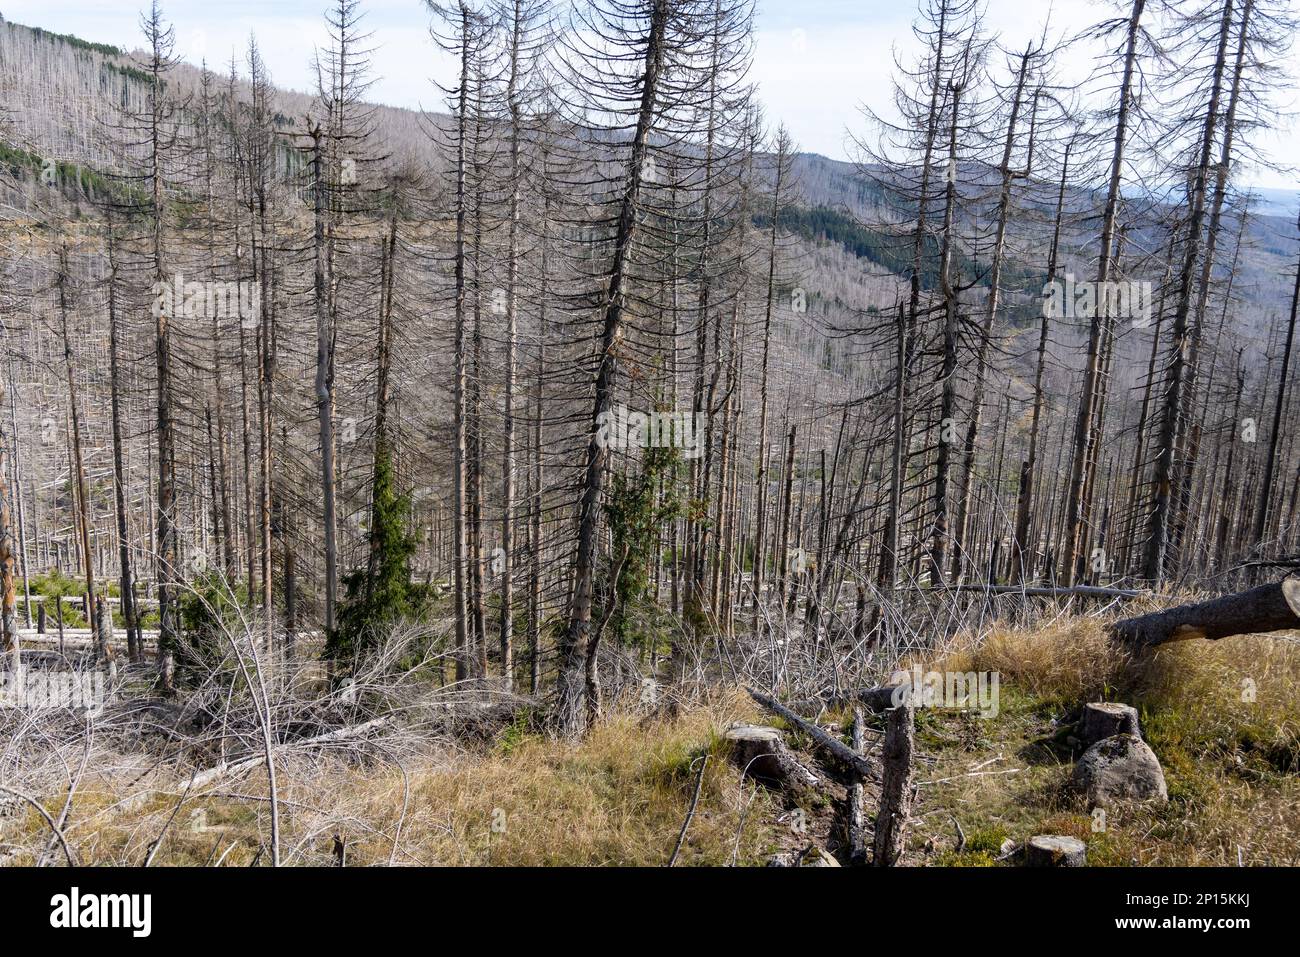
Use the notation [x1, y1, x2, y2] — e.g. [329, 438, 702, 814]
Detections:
[3, 0, 1298, 190]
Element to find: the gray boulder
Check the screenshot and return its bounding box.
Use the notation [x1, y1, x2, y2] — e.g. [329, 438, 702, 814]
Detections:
[1072, 733, 1168, 807]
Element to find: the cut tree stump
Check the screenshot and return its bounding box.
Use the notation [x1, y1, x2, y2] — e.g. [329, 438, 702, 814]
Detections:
[1080, 702, 1141, 746]
[1110, 576, 1300, 648]
[724, 724, 819, 794]
[1024, 835, 1087, 867]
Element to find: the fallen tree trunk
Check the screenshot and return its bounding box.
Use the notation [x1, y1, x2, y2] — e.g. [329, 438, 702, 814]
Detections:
[747, 688, 877, 781]
[787, 684, 901, 717]
[943, 584, 1145, 599]
[114, 716, 394, 815]
[1109, 576, 1300, 648]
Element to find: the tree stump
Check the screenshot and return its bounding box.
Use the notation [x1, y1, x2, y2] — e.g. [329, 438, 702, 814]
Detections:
[724, 724, 819, 794]
[1025, 835, 1087, 867]
[1080, 702, 1141, 746]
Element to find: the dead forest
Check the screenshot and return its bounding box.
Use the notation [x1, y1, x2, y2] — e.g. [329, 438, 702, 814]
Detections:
[1, 0, 1300, 868]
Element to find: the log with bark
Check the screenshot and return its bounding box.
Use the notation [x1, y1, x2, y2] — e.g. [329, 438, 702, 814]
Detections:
[1109, 576, 1300, 648]
[786, 684, 901, 718]
[747, 688, 877, 781]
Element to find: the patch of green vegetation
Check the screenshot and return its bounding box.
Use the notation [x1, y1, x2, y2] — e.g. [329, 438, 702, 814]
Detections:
[105, 61, 155, 87]
[495, 707, 542, 757]
[0, 140, 147, 208]
[28, 25, 123, 57]
[753, 204, 1046, 305]
[28, 569, 90, 628]
[965, 825, 1009, 855]
[328, 447, 432, 666]
[176, 573, 250, 685]
[934, 848, 999, 867]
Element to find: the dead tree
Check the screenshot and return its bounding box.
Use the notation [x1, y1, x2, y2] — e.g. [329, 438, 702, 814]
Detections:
[873, 701, 915, 866]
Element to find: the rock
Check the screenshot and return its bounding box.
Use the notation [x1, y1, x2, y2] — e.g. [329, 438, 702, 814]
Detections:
[724, 724, 819, 794]
[765, 844, 840, 867]
[1072, 733, 1168, 807]
[1080, 702, 1141, 746]
[801, 845, 840, 867]
[1024, 835, 1087, 867]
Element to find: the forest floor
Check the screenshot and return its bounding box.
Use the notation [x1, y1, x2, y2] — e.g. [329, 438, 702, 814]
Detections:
[4, 618, 1299, 866]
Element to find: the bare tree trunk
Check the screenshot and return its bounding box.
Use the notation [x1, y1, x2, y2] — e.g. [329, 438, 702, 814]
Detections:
[0, 441, 18, 675]
[1253, 209, 1300, 552]
[312, 126, 339, 638]
[1011, 133, 1073, 583]
[57, 247, 103, 661]
[558, 0, 669, 735]
[952, 47, 1034, 582]
[929, 74, 965, 586]
[1062, 0, 1146, 585]
[1143, 0, 1234, 583]
[106, 224, 141, 661]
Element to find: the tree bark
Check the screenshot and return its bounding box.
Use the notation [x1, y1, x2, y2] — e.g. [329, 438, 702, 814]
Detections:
[1110, 577, 1300, 648]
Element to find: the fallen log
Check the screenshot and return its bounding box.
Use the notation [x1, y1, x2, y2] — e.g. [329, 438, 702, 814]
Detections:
[747, 688, 877, 781]
[113, 716, 394, 814]
[943, 584, 1145, 599]
[1109, 576, 1300, 648]
[787, 684, 901, 717]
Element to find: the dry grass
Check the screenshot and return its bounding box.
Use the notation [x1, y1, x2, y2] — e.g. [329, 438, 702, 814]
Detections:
[2, 689, 786, 867]
[6, 616, 1300, 867]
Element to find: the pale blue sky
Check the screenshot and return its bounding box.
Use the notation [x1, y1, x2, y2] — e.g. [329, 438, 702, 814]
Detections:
[3, 0, 1298, 189]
